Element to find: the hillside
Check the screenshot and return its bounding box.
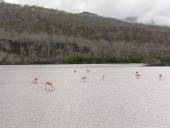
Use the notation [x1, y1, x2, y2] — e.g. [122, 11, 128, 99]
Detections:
[0, 2, 170, 64]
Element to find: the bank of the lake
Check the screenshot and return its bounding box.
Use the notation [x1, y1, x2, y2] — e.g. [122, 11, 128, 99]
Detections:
[1, 55, 170, 66]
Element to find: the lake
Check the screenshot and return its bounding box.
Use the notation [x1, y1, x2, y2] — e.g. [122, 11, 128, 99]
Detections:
[0, 64, 170, 128]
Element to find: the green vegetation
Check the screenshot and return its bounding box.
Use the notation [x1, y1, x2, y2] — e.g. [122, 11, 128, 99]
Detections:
[64, 55, 144, 64]
[63, 55, 170, 65]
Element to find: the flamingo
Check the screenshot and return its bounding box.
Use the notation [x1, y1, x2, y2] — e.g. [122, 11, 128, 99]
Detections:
[159, 74, 163, 81]
[32, 77, 39, 84]
[135, 72, 140, 79]
[80, 76, 87, 82]
[102, 75, 105, 81]
[45, 81, 55, 91]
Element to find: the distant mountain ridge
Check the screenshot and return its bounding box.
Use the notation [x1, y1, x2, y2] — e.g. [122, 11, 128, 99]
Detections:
[79, 12, 99, 17]
[124, 16, 138, 23]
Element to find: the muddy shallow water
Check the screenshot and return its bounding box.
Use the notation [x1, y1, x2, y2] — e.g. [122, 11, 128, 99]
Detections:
[0, 64, 170, 128]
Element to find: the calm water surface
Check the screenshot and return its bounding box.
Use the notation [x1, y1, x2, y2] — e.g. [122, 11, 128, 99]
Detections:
[0, 64, 170, 128]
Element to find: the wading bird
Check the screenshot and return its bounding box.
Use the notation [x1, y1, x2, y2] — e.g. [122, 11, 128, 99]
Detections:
[102, 75, 105, 81]
[80, 76, 87, 82]
[32, 77, 39, 84]
[159, 74, 163, 81]
[45, 81, 55, 91]
[135, 72, 141, 79]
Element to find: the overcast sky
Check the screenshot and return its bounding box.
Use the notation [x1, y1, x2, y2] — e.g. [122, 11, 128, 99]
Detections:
[5, 0, 170, 26]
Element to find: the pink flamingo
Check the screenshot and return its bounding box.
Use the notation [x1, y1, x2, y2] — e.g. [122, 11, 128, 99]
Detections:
[102, 75, 105, 80]
[80, 76, 87, 82]
[135, 72, 140, 79]
[159, 74, 163, 81]
[45, 81, 55, 91]
[32, 77, 39, 84]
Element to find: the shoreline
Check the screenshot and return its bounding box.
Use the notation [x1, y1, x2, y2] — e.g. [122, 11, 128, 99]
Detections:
[0, 63, 145, 67]
[0, 63, 169, 66]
